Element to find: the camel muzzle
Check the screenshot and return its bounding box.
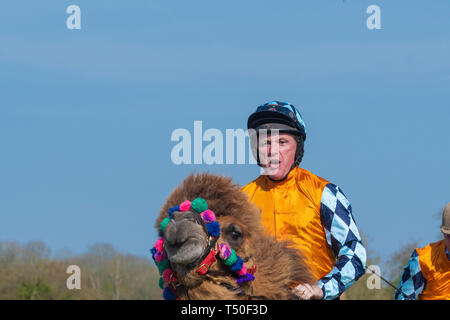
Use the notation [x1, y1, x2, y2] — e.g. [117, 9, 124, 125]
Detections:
[163, 215, 208, 265]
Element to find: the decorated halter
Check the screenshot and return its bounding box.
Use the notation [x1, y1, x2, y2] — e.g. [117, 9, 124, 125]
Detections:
[150, 197, 255, 300]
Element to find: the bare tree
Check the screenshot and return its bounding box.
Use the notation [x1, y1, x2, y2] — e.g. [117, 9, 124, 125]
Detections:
[111, 258, 121, 300]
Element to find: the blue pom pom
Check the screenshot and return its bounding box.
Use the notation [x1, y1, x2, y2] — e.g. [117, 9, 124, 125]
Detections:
[237, 273, 255, 285]
[150, 247, 157, 263]
[168, 205, 180, 219]
[206, 221, 220, 237]
[230, 256, 243, 272]
[163, 286, 177, 300]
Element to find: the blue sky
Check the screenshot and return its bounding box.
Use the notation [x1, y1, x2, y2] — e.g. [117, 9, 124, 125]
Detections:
[1, 0, 449, 266]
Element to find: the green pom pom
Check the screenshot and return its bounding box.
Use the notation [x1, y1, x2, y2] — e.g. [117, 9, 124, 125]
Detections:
[157, 259, 170, 274]
[160, 217, 171, 232]
[224, 249, 237, 266]
[159, 277, 164, 289]
[191, 198, 208, 213]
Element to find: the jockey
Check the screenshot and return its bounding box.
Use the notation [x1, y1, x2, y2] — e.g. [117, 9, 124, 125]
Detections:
[242, 101, 367, 300]
[395, 203, 450, 300]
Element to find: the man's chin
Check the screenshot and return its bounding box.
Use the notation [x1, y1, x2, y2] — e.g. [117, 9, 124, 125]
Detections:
[269, 173, 286, 181]
[262, 165, 286, 180]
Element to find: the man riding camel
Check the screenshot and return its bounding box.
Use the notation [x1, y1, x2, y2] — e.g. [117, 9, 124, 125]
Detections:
[242, 101, 367, 300]
[395, 203, 450, 300]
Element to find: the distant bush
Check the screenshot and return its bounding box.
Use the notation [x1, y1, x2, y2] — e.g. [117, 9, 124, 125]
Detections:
[0, 241, 161, 300]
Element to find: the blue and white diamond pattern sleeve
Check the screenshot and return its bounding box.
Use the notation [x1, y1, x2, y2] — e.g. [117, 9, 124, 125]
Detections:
[395, 250, 426, 300]
[317, 183, 367, 300]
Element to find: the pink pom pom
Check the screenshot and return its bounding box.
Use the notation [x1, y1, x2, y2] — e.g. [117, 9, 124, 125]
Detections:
[162, 269, 173, 282]
[201, 209, 216, 223]
[154, 250, 167, 263]
[179, 201, 191, 212]
[162, 269, 177, 283]
[237, 264, 247, 276]
[219, 243, 231, 260]
[154, 238, 164, 252]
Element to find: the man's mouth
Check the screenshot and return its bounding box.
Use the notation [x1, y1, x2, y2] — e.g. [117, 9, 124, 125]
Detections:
[268, 159, 280, 166]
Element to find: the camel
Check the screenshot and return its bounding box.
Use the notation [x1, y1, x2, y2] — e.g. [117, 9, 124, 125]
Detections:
[152, 172, 315, 300]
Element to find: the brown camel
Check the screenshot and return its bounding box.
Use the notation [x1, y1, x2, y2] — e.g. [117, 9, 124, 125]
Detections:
[153, 172, 315, 299]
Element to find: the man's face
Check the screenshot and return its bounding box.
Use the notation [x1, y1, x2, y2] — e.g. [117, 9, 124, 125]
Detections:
[258, 132, 297, 180]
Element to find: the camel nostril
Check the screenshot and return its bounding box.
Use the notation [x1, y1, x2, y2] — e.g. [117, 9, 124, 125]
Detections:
[165, 220, 198, 246]
[164, 220, 178, 246]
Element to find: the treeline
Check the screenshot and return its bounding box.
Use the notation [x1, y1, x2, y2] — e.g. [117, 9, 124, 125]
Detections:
[0, 239, 421, 300]
[0, 241, 161, 300]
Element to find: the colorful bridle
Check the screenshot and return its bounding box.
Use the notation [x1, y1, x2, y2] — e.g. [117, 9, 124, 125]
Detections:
[150, 197, 255, 300]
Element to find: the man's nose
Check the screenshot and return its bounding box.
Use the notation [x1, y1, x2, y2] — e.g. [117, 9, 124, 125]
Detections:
[266, 144, 272, 156]
[267, 143, 279, 157]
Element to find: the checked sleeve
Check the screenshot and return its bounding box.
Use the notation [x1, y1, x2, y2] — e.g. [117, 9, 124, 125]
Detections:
[316, 183, 367, 300]
[395, 250, 426, 300]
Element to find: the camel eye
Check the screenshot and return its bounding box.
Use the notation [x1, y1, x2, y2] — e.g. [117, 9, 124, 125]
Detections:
[224, 224, 243, 248]
[231, 231, 240, 240]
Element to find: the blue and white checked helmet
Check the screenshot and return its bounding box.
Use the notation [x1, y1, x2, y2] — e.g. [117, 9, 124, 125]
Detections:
[247, 101, 306, 141]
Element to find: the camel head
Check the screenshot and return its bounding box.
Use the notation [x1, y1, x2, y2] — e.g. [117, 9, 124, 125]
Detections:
[151, 172, 314, 300]
[163, 206, 209, 266]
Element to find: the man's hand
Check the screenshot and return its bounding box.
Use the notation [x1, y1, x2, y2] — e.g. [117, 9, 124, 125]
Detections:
[292, 283, 324, 300]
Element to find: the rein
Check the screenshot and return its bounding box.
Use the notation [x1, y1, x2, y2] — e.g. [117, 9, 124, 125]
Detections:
[204, 272, 267, 300]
